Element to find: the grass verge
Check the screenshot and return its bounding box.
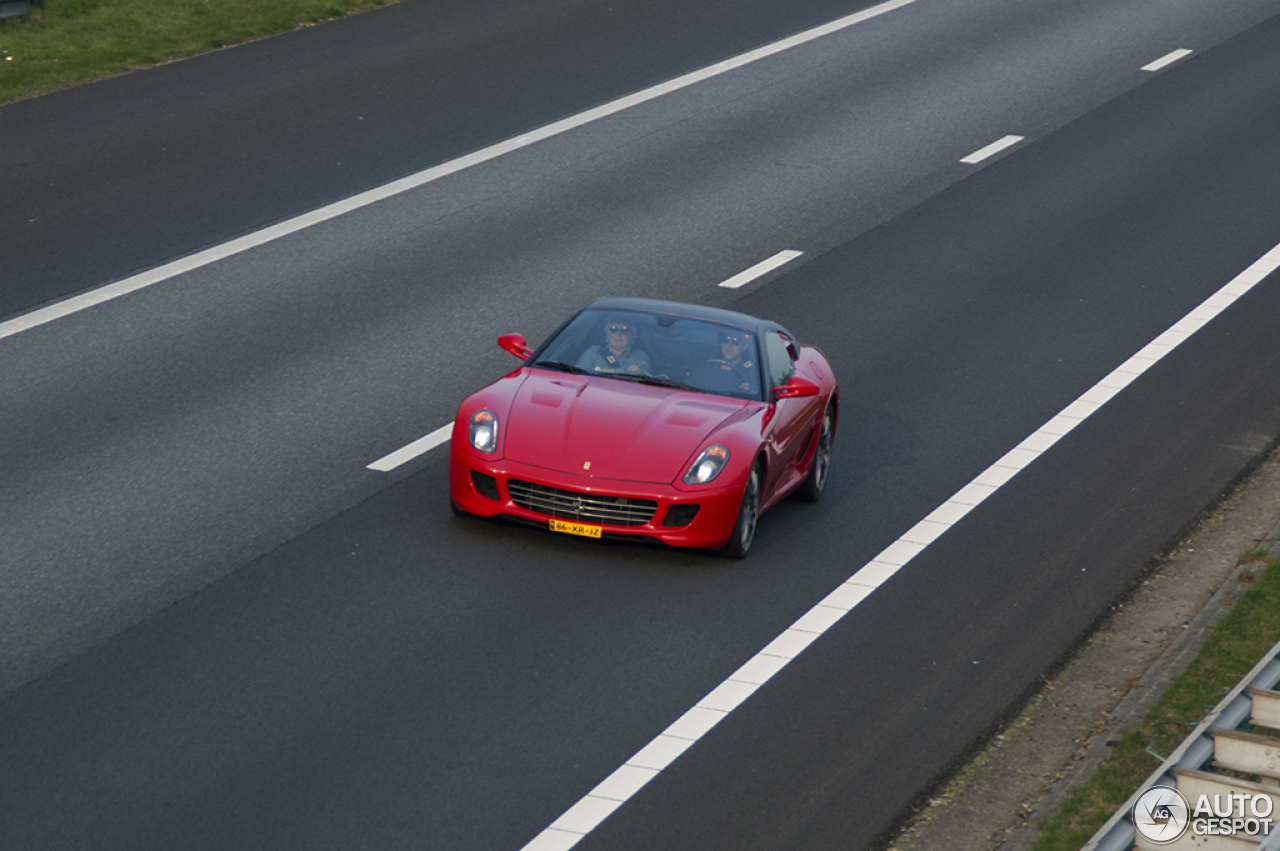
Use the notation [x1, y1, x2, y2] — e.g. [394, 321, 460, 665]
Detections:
[1029, 558, 1280, 850]
[0, 0, 400, 105]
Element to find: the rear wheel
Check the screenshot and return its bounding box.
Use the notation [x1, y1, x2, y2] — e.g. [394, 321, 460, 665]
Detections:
[723, 462, 762, 560]
[795, 401, 834, 503]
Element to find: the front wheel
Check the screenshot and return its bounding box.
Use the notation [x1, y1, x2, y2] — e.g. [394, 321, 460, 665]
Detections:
[722, 462, 762, 560]
[795, 401, 834, 503]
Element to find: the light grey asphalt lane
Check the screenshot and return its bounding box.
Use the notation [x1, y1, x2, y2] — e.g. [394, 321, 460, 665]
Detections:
[0, 0, 905, 317]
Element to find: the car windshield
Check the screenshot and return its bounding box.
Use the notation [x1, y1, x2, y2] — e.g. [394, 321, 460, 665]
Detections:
[531, 309, 763, 401]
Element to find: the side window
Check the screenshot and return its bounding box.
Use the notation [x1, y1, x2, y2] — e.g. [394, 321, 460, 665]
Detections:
[764, 331, 795, 390]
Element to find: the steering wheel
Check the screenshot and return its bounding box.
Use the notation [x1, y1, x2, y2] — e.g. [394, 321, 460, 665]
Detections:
[687, 359, 752, 394]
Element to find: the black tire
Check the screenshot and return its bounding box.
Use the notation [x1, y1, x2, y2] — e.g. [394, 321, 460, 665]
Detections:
[450, 496, 470, 517]
[795, 401, 835, 503]
[722, 462, 762, 560]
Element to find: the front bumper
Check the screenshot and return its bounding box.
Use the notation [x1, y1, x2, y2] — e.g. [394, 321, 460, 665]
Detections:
[449, 444, 744, 550]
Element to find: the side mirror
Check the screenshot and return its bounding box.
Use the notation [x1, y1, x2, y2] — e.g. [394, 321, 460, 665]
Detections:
[498, 333, 532, 360]
[773, 376, 820, 399]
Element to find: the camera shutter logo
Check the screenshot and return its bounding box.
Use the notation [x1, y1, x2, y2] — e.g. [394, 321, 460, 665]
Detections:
[1133, 785, 1191, 843]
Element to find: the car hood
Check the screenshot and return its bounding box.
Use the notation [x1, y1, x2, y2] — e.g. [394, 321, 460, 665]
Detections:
[504, 371, 748, 483]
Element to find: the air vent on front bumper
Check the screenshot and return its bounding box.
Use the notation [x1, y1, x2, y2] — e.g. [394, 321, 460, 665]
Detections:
[470, 471, 500, 501]
[662, 505, 701, 527]
[507, 480, 657, 526]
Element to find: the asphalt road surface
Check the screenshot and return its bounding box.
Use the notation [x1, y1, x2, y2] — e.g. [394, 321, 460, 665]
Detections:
[3, 0, 1280, 849]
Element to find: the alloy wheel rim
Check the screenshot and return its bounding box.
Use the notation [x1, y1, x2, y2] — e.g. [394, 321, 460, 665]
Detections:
[813, 412, 833, 491]
[740, 470, 759, 550]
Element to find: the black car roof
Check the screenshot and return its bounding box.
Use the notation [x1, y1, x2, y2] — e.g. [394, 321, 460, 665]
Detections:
[583, 297, 766, 331]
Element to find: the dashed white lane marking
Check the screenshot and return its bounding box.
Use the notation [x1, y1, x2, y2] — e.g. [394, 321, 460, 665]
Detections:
[367, 424, 452, 472]
[717, 250, 804, 289]
[0, 0, 918, 345]
[518, 240, 1280, 850]
[961, 134, 1025, 164]
[1143, 48, 1193, 72]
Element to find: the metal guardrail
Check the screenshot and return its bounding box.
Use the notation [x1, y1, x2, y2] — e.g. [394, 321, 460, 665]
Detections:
[0, 0, 39, 19]
[1082, 639, 1280, 851]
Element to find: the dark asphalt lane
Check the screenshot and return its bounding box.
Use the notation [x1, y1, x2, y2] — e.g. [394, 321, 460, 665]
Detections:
[587, 281, 1280, 851]
[583, 17, 1280, 849]
[4, 10, 1280, 851]
[0, 459, 839, 851]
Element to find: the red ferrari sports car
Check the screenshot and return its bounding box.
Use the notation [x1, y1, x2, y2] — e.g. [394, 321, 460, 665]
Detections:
[449, 297, 838, 558]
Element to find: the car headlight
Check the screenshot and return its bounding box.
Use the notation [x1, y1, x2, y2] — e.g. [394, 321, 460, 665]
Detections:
[683, 445, 730, 484]
[468, 409, 499, 453]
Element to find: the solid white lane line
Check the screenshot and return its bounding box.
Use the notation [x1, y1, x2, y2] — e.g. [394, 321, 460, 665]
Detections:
[519, 239, 1280, 851]
[960, 134, 1025, 165]
[0, 0, 918, 344]
[716, 250, 804, 289]
[1143, 48, 1193, 72]
[367, 424, 452, 472]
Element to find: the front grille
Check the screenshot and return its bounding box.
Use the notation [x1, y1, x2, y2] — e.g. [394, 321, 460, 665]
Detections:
[507, 480, 657, 526]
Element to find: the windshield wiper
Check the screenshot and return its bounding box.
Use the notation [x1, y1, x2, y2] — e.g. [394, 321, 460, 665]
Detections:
[608, 373, 695, 391]
[534, 363, 694, 391]
[533, 361, 591, 375]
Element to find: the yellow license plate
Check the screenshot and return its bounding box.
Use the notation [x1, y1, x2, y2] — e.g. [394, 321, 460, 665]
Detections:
[550, 519, 603, 539]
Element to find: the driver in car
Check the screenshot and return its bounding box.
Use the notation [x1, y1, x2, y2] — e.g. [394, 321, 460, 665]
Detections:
[714, 331, 757, 392]
[577, 317, 652, 375]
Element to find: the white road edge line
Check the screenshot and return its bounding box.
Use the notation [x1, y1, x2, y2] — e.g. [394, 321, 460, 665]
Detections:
[1143, 48, 1193, 72]
[518, 240, 1280, 851]
[367, 424, 452, 472]
[960, 134, 1025, 165]
[717, 250, 804, 289]
[0, 0, 919, 345]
